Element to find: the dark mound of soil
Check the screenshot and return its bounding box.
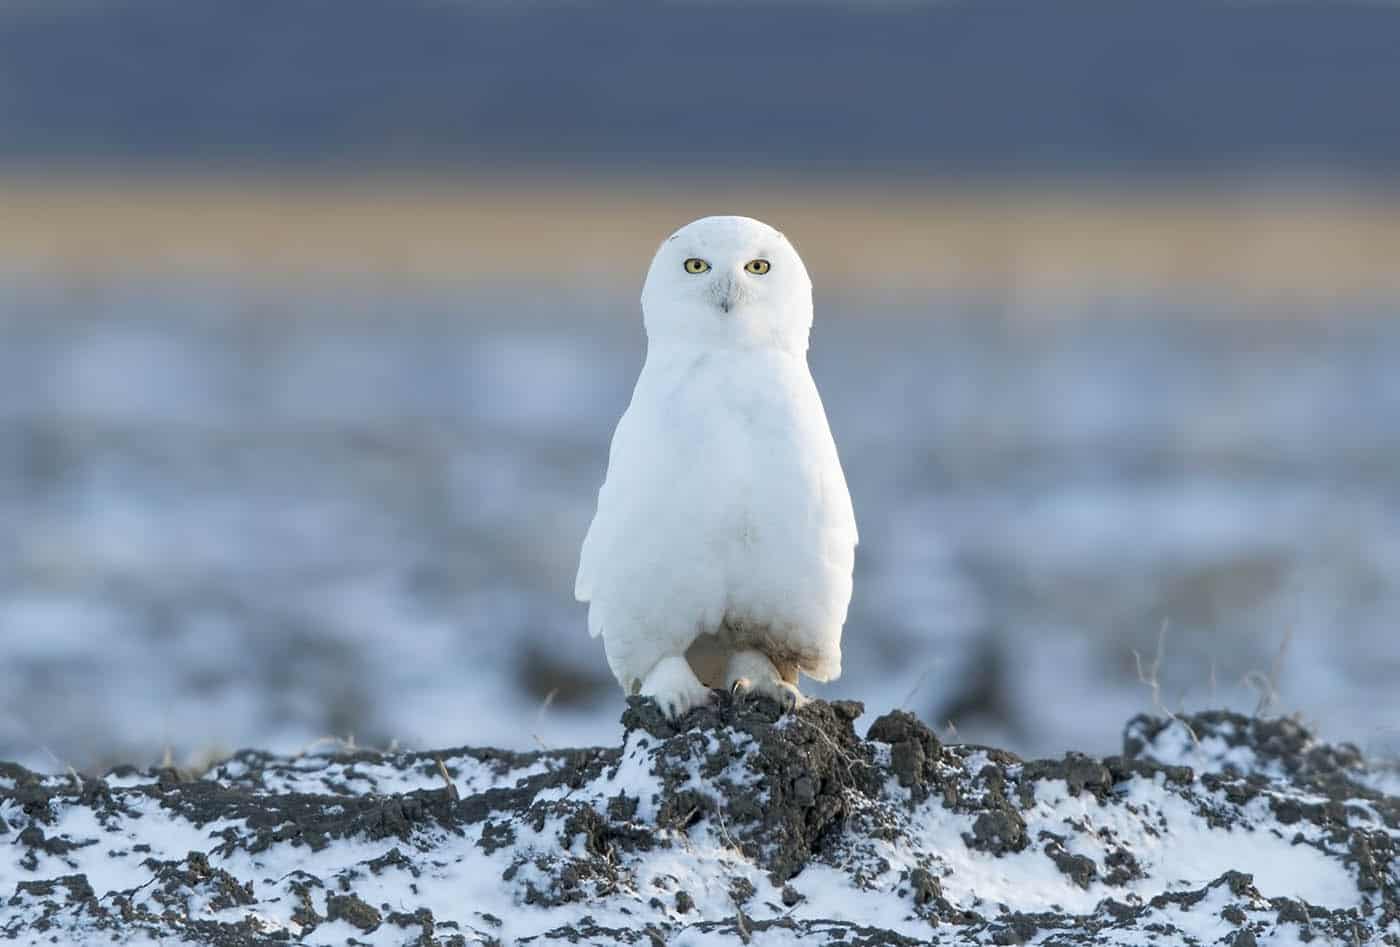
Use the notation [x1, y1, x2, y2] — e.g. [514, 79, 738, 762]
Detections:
[3, 699, 1397, 945]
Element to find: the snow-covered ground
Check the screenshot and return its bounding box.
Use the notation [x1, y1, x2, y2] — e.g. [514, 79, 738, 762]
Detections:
[1, 277, 1398, 772]
[2, 702, 1396, 945]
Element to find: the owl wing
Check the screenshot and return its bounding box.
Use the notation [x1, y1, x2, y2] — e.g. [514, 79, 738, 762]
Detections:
[575, 398, 644, 635]
[574, 478, 609, 617]
[803, 378, 859, 557]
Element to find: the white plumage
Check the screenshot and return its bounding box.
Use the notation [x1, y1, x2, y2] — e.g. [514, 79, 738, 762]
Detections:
[576, 216, 857, 718]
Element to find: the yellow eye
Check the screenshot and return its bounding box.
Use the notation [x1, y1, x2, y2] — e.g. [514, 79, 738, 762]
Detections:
[683, 258, 710, 274]
[744, 259, 771, 275]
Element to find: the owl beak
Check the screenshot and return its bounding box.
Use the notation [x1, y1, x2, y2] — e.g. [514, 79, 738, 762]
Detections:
[713, 275, 739, 314]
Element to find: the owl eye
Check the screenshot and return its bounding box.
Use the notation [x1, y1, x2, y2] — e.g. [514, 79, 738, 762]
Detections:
[683, 258, 711, 274]
[744, 259, 771, 275]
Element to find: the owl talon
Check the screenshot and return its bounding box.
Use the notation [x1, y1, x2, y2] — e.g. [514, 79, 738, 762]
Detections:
[640, 656, 713, 720]
[725, 651, 805, 713]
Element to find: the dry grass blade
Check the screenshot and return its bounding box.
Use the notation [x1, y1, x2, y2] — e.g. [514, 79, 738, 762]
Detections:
[1243, 627, 1295, 717]
[1133, 620, 1199, 747]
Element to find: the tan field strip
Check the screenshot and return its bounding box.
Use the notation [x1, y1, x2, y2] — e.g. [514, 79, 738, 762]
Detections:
[2, 171, 1399, 300]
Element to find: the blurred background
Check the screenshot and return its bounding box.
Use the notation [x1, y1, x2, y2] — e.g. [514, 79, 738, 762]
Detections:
[2, 1, 1399, 773]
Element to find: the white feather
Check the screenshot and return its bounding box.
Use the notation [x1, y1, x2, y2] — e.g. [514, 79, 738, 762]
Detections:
[576, 216, 857, 700]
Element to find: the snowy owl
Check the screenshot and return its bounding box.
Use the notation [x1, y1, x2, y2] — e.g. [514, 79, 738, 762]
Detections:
[576, 216, 858, 719]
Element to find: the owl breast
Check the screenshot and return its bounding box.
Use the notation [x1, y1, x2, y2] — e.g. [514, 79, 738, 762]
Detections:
[649, 347, 852, 670]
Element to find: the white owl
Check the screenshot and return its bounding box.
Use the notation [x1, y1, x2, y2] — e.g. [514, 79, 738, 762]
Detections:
[576, 216, 857, 719]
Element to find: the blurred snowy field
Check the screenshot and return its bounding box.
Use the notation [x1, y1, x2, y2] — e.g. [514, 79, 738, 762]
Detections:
[2, 277, 1398, 772]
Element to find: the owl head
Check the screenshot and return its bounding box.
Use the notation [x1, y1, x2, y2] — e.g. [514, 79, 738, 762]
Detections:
[640, 216, 814, 353]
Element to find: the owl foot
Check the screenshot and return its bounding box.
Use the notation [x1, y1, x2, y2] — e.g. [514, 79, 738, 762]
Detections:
[727, 649, 805, 713]
[639, 655, 713, 720]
